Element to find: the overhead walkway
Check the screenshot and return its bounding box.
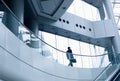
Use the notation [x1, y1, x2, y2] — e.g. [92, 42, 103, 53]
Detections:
[0, 0, 119, 81]
[0, 19, 118, 81]
[0, 21, 109, 81]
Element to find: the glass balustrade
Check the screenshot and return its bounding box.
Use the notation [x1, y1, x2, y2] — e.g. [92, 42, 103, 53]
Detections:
[0, 0, 110, 68]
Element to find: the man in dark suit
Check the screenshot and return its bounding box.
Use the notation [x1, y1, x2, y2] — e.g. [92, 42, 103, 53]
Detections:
[66, 47, 74, 66]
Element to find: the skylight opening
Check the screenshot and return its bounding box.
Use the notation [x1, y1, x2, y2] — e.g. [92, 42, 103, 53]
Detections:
[66, 0, 100, 21]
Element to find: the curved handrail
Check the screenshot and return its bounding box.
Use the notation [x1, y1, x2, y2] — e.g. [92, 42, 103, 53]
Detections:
[1, 0, 108, 58]
[93, 63, 112, 81]
[0, 0, 111, 80]
[0, 44, 80, 80]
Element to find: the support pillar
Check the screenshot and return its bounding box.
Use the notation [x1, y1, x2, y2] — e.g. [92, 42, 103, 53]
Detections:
[103, 0, 120, 64]
[106, 45, 116, 64]
[29, 20, 39, 48]
[2, 0, 24, 36]
[98, 6, 105, 20]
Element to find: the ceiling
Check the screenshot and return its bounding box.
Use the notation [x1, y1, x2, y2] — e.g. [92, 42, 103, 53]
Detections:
[27, 0, 73, 20]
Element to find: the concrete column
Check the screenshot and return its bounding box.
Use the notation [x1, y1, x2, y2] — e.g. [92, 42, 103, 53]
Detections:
[30, 21, 39, 36]
[2, 0, 24, 36]
[98, 6, 105, 20]
[106, 45, 116, 64]
[29, 20, 39, 48]
[103, 0, 120, 63]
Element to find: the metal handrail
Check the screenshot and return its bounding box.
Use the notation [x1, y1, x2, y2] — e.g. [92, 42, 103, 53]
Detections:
[0, 44, 80, 80]
[0, 1, 115, 80]
[1, 0, 108, 58]
[105, 64, 120, 81]
[93, 63, 112, 81]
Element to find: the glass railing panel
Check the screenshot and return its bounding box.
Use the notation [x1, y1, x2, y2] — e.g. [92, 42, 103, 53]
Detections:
[93, 63, 112, 81]
[0, 0, 110, 69]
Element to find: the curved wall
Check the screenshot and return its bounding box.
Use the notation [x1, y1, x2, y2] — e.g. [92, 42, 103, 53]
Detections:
[0, 22, 104, 81]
